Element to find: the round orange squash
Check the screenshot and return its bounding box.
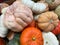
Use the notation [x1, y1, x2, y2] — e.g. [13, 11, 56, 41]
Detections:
[37, 11, 59, 32]
[20, 20, 43, 45]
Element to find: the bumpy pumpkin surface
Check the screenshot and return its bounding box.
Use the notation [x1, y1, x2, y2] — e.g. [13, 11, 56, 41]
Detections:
[40, 0, 60, 10]
[4, 1, 33, 32]
[37, 11, 59, 32]
[20, 27, 43, 45]
[43, 32, 59, 45]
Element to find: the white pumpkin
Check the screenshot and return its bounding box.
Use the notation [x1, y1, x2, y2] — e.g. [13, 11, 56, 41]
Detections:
[21, 0, 48, 14]
[42, 32, 59, 45]
[0, 7, 8, 38]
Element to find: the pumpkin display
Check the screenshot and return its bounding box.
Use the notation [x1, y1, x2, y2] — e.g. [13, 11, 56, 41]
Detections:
[37, 11, 59, 32]
[40, 0, 60, 10]
[20, 20, 43, 45]
[4, 1, 33, 32]
[0, 7, 8, 38]
[52, 21, 60, 35]
[42, 32, 59, 45]
[0, 3, 9, 14]
[55, 5, 60, 19]
[0, 38, 5, 45]
[21, 0, 49, 14]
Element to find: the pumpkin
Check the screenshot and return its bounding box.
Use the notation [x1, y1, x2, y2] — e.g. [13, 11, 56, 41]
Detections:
[55, 5, 60, 19]
[40, 0, 60, 10]
[42, 32, 59, 45]
[37, 11, 59, 32]
[0, 7, 8, 38]
[21, 0, 49, 14]
[0, 3, 9, 14]
[0, 37, 5, 45]
[20, 20, 43, 45]
[4, 1, 33, 32]
[52, 21, 60, 35]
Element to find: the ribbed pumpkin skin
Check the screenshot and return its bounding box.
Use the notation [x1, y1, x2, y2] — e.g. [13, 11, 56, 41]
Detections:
[52, 21, 60, 35]
[4, 1, 33, 32]
[20, 27, 43, 45]
[37, 11, 59, 32]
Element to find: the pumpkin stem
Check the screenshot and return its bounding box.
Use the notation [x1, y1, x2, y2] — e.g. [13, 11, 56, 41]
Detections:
[50, 20, 53, 24]
[32, 37, 36, 41]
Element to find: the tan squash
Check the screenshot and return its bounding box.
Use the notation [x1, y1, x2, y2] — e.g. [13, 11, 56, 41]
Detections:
[37, 11, 59, 32]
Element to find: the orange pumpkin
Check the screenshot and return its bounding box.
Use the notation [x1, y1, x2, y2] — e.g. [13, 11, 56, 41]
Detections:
[20, 20, 43, 45]
[37, 11, 59, 32]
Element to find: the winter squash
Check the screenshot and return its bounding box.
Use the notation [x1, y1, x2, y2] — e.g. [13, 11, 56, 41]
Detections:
[4, 1, 33, 32]
[55, 5, 60, 19]
[37, 11, 59, 32]
[40, 0, 60, 10]
[0, 7, 8, 38]
[43, 32, 59, 45]
[52, 21, 60, 35]
[20, 20, 43, 45]
[20, 27, 43, 45]
[0, 3, 9, 14]
[0, 38, 5, 45]
[21, 0, 49, 14]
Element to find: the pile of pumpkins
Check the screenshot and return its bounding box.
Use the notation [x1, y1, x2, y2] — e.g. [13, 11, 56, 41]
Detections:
[0, 0, 60, 45]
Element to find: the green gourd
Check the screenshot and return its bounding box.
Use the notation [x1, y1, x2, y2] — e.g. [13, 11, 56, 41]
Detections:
[55, 5, 60, 19]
